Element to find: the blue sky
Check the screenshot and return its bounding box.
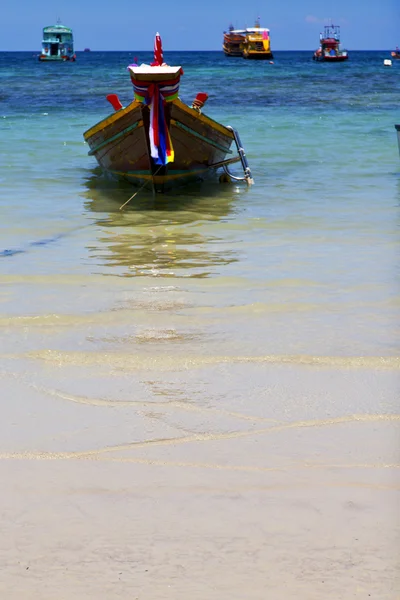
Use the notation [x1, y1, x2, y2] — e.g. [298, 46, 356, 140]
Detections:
[1, 0, 398, 51]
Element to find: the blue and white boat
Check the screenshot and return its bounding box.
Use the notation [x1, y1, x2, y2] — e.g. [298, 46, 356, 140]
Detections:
[38, 20, 76, 62]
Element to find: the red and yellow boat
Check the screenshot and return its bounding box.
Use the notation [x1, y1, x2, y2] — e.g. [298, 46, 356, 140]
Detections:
[313, 24, 348, 62]
[223, 19, 273, 60]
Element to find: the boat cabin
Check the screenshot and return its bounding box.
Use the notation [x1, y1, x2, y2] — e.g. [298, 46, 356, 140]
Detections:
[223, 25, 245, 57]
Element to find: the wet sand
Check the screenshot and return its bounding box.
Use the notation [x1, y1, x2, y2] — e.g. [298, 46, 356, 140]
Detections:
[0, 358, 399, 599]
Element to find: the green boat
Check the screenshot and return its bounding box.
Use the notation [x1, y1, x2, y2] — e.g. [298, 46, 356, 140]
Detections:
[38, 20, 76, 62]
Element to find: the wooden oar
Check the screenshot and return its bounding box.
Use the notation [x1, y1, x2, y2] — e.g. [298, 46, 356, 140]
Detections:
[106, 94, 123, 111]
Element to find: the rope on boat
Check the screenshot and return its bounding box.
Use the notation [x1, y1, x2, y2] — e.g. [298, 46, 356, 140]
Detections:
[119, 164, 165, 210]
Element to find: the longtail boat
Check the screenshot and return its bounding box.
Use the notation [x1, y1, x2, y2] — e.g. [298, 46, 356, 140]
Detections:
[83, 34, 253, 194]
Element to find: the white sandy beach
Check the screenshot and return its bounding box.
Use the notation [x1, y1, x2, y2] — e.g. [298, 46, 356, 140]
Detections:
[0, 357, 398, 599]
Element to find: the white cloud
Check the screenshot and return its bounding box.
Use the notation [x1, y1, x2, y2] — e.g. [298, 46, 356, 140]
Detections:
[305, 15, 349, 26]
[305, 15, 319, 23]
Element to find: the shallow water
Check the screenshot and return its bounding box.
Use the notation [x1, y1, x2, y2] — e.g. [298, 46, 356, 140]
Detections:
[0, 50, 399, 598]
[1, 51, 399, 359]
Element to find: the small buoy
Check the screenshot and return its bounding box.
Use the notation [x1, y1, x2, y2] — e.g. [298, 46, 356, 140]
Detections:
[219, 172, 232, 184]
[269, 61, 274, 64]
[384, 59, 392, 67]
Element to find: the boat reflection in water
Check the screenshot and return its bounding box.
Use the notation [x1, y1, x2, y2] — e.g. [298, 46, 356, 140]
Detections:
[82, 168, 243, 278]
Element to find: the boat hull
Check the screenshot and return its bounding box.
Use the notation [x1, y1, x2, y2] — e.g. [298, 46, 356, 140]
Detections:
[223, 47, 243, 57]
[38, 55, 76, 61]
[313, 54, 348, 62]
[243, 50, 273, 60]
[83, 99, 235, 192]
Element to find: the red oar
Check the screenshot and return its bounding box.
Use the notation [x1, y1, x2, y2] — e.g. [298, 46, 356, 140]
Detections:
[192, 92, 208, 111]
[106, 94, 123, 111]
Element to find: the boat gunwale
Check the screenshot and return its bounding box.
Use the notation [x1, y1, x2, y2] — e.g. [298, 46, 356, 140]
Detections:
[170, 119, 233, 154]
[87, 120, 144, 155]
[84, 97, 235, 142]
[83, 101, 141, 139]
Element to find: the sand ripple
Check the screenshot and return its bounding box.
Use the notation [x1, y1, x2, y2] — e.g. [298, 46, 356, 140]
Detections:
[15, 349, 400, 370]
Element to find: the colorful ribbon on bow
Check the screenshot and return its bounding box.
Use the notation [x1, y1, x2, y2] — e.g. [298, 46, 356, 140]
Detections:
[130, 74, 181, 165]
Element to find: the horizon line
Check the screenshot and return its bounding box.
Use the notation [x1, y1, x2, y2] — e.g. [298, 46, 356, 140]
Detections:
[0, 48, 392, 53]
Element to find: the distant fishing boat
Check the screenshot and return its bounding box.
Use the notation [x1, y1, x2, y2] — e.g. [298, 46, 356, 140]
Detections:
[84, 33, 253, 195]
[84, 48, 91, 52]
[313, 24, 348, 62]
[38, 20, 76, 62]
[223, 19, 273, 60]
[390, 47, 400, 59]
[223, 25, 245, 57]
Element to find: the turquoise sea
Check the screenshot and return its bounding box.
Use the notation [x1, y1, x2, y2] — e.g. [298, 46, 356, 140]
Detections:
[1, 51, 399, 356]
[0, 50, 399, 598]
[1, 50, 399, 354]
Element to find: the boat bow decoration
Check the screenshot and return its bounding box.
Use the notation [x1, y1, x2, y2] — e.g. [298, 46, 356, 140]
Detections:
[128, 64, 183, 166]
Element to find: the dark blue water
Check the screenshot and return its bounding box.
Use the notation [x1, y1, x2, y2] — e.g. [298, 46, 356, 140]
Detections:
[1, 50, 399, 114]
